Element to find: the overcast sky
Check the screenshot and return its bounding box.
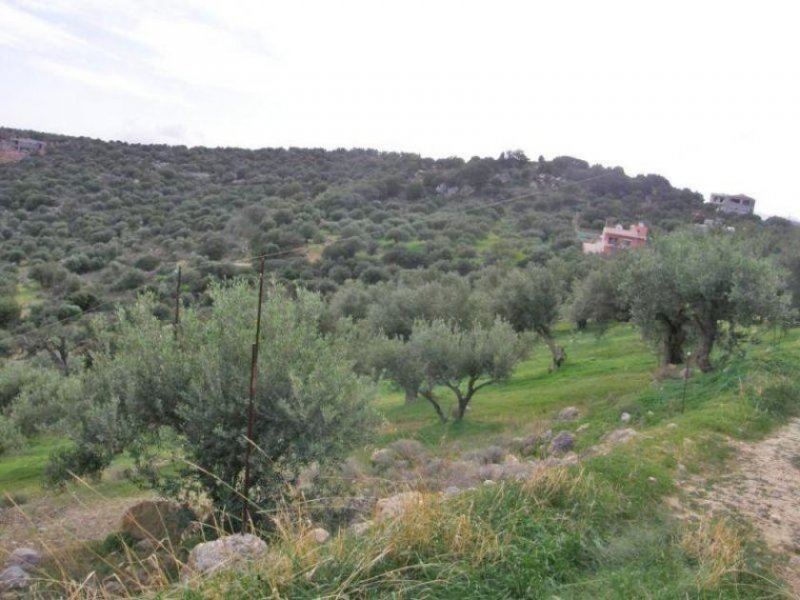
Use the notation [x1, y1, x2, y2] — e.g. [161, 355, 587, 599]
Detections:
[2, 0, 798, 219]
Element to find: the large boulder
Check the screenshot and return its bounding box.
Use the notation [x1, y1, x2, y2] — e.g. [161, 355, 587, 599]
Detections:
[0, 566, 30, 591]
[120, 500, 195, 544]
[181, 534, 267, 582]
[6, 547, 42, 570]
[375, 491, 423, 521]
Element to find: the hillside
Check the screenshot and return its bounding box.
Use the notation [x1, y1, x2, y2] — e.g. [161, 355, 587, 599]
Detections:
[0, 128, 715, 354]
[2, 129, 800, 598]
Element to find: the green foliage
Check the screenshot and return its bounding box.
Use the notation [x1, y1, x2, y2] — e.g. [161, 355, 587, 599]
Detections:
[394, 318, 529, 421]
[58, 281, 376, 524]
[623, 230, 791, 370]
[490, 266, 566, 368]
[0, 296, 20, 327]
[6, 368, 82, 437]
[0, 415, 23, 457]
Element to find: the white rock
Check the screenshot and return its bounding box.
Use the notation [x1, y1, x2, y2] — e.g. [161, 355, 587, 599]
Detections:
[557, 406, 580, 421]
[181, 534, 267, 583]
[375, 491, 423, 521]
[0, 566, 30, 591]
[305, 528, 330, 544]
[348, 520, 374, 536]
[620, 412, 632, 423]
[7, 547, 42, 570]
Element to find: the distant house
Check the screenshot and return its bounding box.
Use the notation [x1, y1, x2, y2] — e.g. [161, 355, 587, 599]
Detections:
[0, 137, 46, 154]
[582, 222, 649, 255]
[0, 137, 47, 163]
[708, 193, 755, 216]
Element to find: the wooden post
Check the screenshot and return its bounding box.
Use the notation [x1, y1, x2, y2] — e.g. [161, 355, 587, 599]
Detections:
[173, 266, 182, 339]
[242, 258, 266, 529]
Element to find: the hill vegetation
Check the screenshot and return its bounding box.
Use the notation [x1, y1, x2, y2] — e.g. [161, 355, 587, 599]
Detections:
[2, 128, 800, 597]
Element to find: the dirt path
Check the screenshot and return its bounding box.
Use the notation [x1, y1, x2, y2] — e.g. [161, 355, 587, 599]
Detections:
[676, 418, 800, 596]
[0, 491, 153, 564]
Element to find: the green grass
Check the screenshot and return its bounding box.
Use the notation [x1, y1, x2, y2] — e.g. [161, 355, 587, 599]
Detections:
[0, 436, 141, 500]
[4, 324, 800, 598]
[197, 324, 799, 598]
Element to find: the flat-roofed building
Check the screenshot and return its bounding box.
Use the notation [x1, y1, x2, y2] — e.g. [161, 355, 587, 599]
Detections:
[708, 193, 755, 216]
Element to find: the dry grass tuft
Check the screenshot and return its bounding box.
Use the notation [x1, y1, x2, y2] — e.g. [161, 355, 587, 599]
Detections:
[682, 517, 745, 589]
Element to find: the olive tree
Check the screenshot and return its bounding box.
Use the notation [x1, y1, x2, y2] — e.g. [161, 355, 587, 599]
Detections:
[382, 319, 529, 422]
[624, 230, 791, 371]
[569, 258, 629, 331]
[491, 267, 566, 369]
[50, 281, 375, 524]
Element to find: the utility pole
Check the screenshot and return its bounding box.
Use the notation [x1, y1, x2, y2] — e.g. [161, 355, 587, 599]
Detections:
[242, 257, 266, 529]
[173, 266, 182, 339]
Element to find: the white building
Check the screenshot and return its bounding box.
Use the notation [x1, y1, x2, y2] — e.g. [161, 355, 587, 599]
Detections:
[708, 193, 755, 216]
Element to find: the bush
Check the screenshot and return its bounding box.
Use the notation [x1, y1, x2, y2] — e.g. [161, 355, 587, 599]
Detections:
[0, 415, 23, 457]
[63, 282, 376, 526]
[43, 443, 113, 488]
[8, 370, 82, 437]
[0, 297, 20, 328]
[756, 381, 800, 418]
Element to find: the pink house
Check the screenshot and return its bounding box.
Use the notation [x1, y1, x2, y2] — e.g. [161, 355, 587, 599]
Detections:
[583, 222, 649, 255]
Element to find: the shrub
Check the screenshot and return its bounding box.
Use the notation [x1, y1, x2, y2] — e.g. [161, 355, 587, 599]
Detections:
[60, 282, 376, 527]
[0, 297, 20, 328]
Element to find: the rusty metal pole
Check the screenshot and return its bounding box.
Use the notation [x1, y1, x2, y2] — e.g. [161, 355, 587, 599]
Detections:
[242, 257, 266, 529]
[173, 266, 182, 339]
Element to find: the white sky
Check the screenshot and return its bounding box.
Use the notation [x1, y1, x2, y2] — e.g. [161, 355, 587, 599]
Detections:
[2, 0, 799, 219]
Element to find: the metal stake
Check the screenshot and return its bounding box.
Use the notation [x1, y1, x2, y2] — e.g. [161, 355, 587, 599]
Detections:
[242, 257, 266, 529]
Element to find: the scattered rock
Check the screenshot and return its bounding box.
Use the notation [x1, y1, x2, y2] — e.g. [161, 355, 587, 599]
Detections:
[557, 406, 580, 421]
[604, 428, 637, 446]
[504, 454, 520, 465]
[549, 431, 575, 455]
[443, 486, 461, 496]
[483, 480, 496, 486]
[120, 500, 195, 544]
[666, 423, 678, 429]
[134, 538, 156, 554]
[0, 566, 30, 591]
[305, 528, 330, 545]
[181, 534, 267, 582]
[370, 448, 395, 469]
[348, 521, 373, 536]
[103, 580, 126, 596]
[576, 423, 590, 433]
[375, 491, 423, 521]
[7, 547, 41, 570]
[620, 412, 632, 423]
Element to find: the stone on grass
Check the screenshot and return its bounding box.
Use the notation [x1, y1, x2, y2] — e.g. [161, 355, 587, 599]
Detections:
[121, 500, 195, 544]
[443, 486, 461, 496]
[604, 428, 637, 446]
[576, 423, 590, 433]
[548, 431, 575, 455]
[348, 520, 374, 536]
[7, 547, 42, 570]
[0, 566, 30, 591]
[620, 412, 632, 423]
[370, 448, 395, 470]
[181, 534, 267, 582]
[375, 491, 423, 521]
[557, 406, 580, 421]
[304, 528, 330, 545]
